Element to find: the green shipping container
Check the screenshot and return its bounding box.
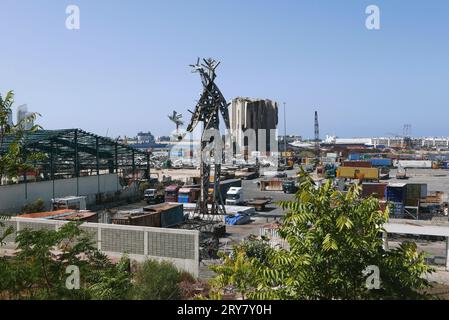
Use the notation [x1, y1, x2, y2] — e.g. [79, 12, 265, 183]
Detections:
[160, 204, 185, 227]
[405, 184, 427, 207]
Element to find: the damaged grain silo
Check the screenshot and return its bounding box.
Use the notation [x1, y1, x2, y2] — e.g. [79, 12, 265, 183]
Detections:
[228, 97, 279, 159]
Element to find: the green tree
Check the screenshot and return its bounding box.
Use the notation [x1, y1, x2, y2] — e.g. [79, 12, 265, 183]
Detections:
[210, 171, 433, 300]
[0, 222, 131, 300]
[0, 90, 42, 184]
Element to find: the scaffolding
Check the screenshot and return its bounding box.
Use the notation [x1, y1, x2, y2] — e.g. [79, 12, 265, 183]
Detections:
[0, 129, 151, 183]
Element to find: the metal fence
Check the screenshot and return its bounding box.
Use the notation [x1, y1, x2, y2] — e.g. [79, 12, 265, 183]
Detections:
[259, 227, 289, 249]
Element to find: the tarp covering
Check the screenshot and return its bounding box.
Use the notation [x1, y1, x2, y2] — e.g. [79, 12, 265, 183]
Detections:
[225, 213, 251, 225]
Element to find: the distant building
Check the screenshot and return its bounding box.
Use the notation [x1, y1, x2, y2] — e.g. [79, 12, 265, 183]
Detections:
[17, 104, 28, 124]
[16, 104, 34, 130]
[157, 136, 171, 142]
[137, 131, 155, 144]
[7, 110, 13, 126]
[229, 97, 278, 156]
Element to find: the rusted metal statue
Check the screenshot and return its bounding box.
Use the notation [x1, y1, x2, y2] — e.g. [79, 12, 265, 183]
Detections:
[187, 58, 230, 217]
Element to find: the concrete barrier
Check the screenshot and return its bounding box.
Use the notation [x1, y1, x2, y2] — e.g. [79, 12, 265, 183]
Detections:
[0, 217, 200, 277]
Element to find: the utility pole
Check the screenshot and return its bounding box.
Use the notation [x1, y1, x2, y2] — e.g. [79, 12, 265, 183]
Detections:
[283, 102, 287, 163]
[314, 111, 320, 165]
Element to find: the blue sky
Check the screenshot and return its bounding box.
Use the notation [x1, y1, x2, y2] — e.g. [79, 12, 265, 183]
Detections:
[1, 0, 448, 139]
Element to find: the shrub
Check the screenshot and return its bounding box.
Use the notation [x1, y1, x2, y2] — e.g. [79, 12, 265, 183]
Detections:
[130, 260, 190, 300]
[21, 199, 46, 214]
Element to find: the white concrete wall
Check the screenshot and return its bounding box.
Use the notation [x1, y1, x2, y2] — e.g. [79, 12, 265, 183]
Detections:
[0, 174, 120, 214]
[2, 218, 200, 277]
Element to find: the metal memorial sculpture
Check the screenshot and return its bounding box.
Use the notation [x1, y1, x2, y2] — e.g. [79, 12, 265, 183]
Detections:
[186, 58, 230, 217]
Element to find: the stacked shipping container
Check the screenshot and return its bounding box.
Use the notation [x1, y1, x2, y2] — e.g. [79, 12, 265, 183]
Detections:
[405, 184, 427, 207]
[343, 161, 372, 168]
[386, 184, 407, 218]
[361, 183, 388, 200]
[337, 167, 380, 180]
[370, 158, 392, 167]
[112, 203, 184, 228]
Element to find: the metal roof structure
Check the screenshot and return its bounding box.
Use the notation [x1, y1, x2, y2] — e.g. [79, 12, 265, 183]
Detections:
[384, 219, 449, 268]
[0, 129, 151, 181]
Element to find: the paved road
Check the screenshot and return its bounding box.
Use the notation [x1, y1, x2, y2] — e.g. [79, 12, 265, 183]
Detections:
[389, 168, 449, 200]
[242, 168, 298, 218]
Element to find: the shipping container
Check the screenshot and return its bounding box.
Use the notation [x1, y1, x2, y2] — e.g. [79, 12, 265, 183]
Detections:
[336, 167, 379, 180]
[362, 183, 388, 200]
[429, 154, 449, 161]
[370, 158, 392, 167]
[260, 179, 284, 191]
[421, 191, 444, 204]
[390, 202, 405, 218]
[159, 204, 184, 227]
[394, 160, 432, 169]
[343, 161, 372, 168]
[178, 187, 200, 203]
[386, 183, 407, 204]
[112, 210, 161, 227]
[348, 154, 361, 161]
[405, 184, 427, 207]
[112, 203, 185, 228]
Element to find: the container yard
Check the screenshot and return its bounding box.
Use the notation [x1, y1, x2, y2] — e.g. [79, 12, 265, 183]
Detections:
[2, 0, 449, 304]
[5, 102, 449, 287]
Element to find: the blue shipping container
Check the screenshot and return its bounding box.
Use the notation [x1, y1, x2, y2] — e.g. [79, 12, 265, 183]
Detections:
[390, 202, 405, 218]
[348, 154, 361, 161]
[429, 154, 449, 161]
[371, 158, 392, 167]
[386, 185, 407, 204]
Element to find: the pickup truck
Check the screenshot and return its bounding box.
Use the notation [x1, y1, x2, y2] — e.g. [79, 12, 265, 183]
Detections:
[144, 189, 165, 204]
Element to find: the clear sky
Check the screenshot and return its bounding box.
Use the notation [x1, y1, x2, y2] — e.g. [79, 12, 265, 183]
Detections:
[1, 0, 448, 139]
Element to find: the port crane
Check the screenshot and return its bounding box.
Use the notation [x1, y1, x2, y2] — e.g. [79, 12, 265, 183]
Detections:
[314, 111, 320, 167]
[186, 58, 230, 217]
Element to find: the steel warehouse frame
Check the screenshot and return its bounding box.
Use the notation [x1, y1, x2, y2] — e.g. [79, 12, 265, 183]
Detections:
[0, 129, 151, 183]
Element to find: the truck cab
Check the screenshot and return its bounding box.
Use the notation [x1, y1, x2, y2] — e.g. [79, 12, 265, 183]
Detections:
[226, 187, 244, 206]
[282, 180, 298, 194]
[165, 185, 180, 203]
[144, 189, 165, 204]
